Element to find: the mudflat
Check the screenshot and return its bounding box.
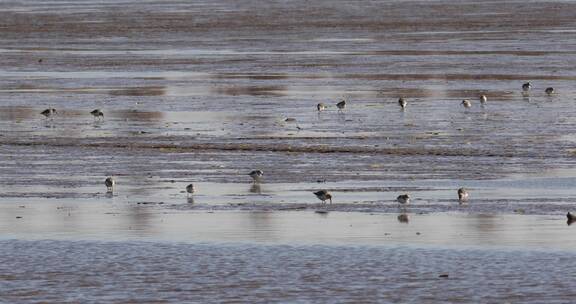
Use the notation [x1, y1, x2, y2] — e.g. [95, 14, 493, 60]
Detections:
[2, 0, 576, 302]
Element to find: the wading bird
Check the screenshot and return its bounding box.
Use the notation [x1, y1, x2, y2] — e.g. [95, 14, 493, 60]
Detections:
[105, 177, 115, 192]
[398, 98, 407, 109]
[336, 99, 346, 111]
[457, 188, 469, 202]
[479, 95, 487, 105]
[248, 170, 264, 183]
[522, 82, 531, 92]
[396, 194, 411, 205]
[90, 109, 104, 120]
[314, 190, 332, 204]
[186, 184, 195, 196]
[41, 108, 57, 119]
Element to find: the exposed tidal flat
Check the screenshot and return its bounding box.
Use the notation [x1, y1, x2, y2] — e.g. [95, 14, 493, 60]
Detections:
[2, 0, 576, 302]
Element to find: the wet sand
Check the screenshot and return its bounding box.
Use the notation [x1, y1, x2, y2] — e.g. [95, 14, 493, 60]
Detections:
[2, 0, 576, 302]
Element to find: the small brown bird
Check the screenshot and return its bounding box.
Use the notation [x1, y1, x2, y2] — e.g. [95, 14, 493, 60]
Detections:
[317, 103, 327, 111]
[398, 98, 407, 109]
[461, 100, 472, 108]
[105, 177, 115, 192]
[90, 109, 104, 120]
[457, 188, 469, 202]
[522, 82, 531, 92]
[545, 87, 554, 95]
[479, 95, 487, 104]
[336, 100, 346, 111]
[248, 170, 264, 183]
[314, 190, 332, 204]
[186, 184, 195, 196]
[396, 194, 410, 205]
[40, 108, 57, 119]
[567, 212, 576, 225]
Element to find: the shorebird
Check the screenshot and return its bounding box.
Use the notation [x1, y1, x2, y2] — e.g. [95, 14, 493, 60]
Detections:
[90, 109, 104, 120]
[186, 184, 195, 196]
[522, 82, 531, 92]
[396, 194, 411, 205]
[336, 99, 346, 111]
[545, 87, 554, 95]
[105, 177, 115, 192]
[461, 100, 472, 108]
[398, 97, 407, 109]
[314, 190, 332, 204]
[457, 188, 469, 202]
[40, 108, 57, 119]
[317, 103, 327, 112]
[479, 95, 487, 105]
[248, 170, 264, 183]
[567, 212, 576, 225]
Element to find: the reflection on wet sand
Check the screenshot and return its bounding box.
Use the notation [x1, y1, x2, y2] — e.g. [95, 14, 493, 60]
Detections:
[109, 86, 166, 96]
[249, 183, 262, 194]
[397, 213, 409, 223]
[113, 110, 163, 122]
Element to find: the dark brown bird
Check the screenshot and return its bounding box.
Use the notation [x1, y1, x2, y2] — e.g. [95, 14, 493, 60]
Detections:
[522, 82, 531, 92]
[457, 188, 469, 202]
[396, 194, 411, 205]
[567, 212, 576, 225]
[314, 190, 332, 204]
[90, 109, 104, 120]
[336, 100, 346, 111]
[248, 170, 264, 183]
[398, 98, 407, 109]
[40, 108, 57, 119]
[105, 177, 115, 192]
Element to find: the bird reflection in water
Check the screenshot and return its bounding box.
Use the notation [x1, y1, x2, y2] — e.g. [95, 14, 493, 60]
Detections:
[397, 213, 409, 223]
[249, 183, 262, 194]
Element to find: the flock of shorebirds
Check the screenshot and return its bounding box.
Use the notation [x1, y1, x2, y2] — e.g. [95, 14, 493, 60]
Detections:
[42, 82, 572, 220]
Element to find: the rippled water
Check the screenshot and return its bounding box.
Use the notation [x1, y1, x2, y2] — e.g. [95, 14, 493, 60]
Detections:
[2, 0, 576, 302]
[2, 240, 576, 303]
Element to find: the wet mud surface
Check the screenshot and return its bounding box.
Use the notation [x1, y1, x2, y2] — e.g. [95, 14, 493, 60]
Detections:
[2, 0, 576, 302]
[2, 240, 576, 304]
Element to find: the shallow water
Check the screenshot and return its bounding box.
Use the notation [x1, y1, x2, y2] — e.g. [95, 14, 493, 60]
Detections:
[2, 0, 576, 302]
[3, 240, 576, 304]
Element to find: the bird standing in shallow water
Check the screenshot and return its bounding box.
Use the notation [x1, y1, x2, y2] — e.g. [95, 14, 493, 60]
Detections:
[41, 108, 57, 119]
[461, 100, 472, 108]
[398, 98, 407, 109]
[522, 82, 531, 92]
[90, 109, 104, 120]
[457, 188, 469, 202]
[248, 170, 264, 183]
[479, 95, 487, 105]
[545, 87, 554, 95]
[105, 177, 115, 192]
[317, 103, 327, 112]
[336, 99, 346, 111]
[396, 194, 410, 205]
[567, 212, 576, 225]
[314, 190, 332, 204]
[186, 184, 195, 196]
